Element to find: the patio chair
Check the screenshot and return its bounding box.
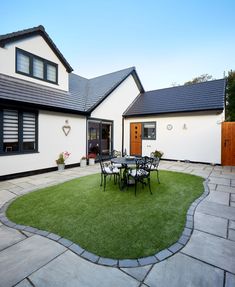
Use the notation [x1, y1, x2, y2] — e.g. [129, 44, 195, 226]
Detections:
[111, 150, 122, 169]
[150, 153, 161, 183]
[128, 157, 153, 196]
[99, 156, 120, 191]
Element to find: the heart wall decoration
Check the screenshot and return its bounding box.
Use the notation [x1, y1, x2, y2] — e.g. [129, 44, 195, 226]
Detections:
[62, 120, 71, 136]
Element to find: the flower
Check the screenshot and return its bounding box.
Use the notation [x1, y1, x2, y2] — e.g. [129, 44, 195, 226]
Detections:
[56, 151, 71, 164]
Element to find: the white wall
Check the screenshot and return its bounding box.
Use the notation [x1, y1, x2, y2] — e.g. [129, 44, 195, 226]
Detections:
[124, 111, 224, 164]
[91, 74, 140, 152]
[0, 111, 86, 176]
[0, 35, 69, 91]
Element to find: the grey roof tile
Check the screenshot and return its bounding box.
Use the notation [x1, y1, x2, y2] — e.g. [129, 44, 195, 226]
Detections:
[124, 79, 226, 116]
[0, 67, 140, 114]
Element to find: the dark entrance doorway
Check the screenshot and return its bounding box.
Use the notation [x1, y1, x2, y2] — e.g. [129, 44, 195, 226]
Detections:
[87, 119, 113, 158]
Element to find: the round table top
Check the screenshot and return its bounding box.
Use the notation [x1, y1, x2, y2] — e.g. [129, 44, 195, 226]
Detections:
[111, 156, 138, 166]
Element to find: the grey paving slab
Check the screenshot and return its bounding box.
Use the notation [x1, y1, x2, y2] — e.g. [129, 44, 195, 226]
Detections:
[209, 177, 231, 186]
[0, 189, 16, 206]
[144, 252, 223, 287]
[231, 202, 235, 207]
[229, 220, 235, 229]
[29, 250, 139, 287]
[216, 185, 235, 193]
[228, 229, 235, 241]
[15, 279, 33, 287]
[182, 230, 235, 273]
[197, 200, 235, 220]
[121, 265, 151, 282]
[0, 225, 26, 251]
[205, 190, 230, 205]
[0, 235, 66, 287]
[194, 212, 228, 238]
[225, 272, 235, 287]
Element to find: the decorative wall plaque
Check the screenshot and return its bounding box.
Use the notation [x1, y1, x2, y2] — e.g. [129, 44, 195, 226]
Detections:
[167, 124, 173, 130]
[62, 120, 71, 136]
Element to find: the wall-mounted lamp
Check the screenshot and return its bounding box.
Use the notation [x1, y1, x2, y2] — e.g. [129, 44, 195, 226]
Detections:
[183, 124, 187, 130]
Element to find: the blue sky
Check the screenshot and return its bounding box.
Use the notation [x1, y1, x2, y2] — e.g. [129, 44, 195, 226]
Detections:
[1, 0, 235, 89]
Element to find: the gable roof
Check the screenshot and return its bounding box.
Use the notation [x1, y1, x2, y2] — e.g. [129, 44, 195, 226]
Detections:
[0, 25, 73, 73]
[0, 67, 143, 114]
[69, 67, 144, 112]
[124, 79, 226, 117]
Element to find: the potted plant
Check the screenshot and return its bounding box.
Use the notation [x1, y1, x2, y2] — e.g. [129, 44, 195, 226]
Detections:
[88, 153, 96, 165]
[56, 151, 70, 171]
[80, 156, 87, 168]
[152, 150, 164, 158]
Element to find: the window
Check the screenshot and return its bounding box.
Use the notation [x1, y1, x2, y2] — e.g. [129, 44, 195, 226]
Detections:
[142, 122, 156, 140]
[16, 48, 58, 84]
[0, 109, 38, 154]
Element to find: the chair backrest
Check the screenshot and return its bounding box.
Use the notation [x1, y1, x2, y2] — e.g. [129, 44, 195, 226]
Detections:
[112, 150, 121, 158]
[134, 157, 153, 177]
[152, 156, 160, 168]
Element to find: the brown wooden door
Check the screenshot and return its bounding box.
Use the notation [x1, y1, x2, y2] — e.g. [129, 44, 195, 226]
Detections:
[222, 122, 235, 166]
[130, 123, 142, 156]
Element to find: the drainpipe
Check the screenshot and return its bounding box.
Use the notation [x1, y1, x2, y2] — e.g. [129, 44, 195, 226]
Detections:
[122, 116, 124, 156]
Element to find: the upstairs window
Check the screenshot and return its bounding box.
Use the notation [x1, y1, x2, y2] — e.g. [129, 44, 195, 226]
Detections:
[16, 48, 58, 84]
[0, 109, 38, 155]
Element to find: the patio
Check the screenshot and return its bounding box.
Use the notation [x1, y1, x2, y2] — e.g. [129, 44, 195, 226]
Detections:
[0, 161, 235, 287]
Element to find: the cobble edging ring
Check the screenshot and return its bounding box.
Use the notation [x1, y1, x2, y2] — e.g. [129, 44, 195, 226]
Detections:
[0, 179, 210, 268]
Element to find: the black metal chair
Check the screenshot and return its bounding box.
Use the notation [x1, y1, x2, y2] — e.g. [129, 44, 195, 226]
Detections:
[128, 157, 153, 196]
[99, 156, 120, 191]
[111, 150, 122, 169]
[150, 153, 161, 183]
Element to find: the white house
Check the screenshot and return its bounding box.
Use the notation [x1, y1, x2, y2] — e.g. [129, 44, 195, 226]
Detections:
[0, 25, 226, 179]
[123, 81, 226, 164]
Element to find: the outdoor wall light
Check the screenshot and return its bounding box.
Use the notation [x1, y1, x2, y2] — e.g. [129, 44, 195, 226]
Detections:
[183, 124, 187, 130]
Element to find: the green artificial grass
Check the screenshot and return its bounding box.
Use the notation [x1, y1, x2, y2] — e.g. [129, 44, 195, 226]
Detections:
[7, 171, 204, 259]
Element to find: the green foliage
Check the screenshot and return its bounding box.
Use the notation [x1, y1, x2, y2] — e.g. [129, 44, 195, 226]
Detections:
[226, 70, 235, 121]
[7, 171, 203, 259]
[184, 74, 213, 85]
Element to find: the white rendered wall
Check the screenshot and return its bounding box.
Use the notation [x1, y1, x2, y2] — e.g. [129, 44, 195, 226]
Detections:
[91, 74, 141, 152]
[124, 111, 224, 164]
[0, 35, 69, 90]
[0, 111, 86, 176]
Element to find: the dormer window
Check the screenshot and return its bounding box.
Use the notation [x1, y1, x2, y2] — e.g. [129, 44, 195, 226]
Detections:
[16, 48, 58, 84]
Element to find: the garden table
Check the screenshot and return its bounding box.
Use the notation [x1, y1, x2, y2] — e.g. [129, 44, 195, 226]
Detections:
[111, 156, 139, 189]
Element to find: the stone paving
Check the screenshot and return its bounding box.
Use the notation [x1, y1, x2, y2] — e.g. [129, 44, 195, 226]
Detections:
[0, 161, 235, 286]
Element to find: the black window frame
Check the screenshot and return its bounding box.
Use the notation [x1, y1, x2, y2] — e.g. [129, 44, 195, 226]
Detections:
[142, 121, 156, 140]
[15, 47, 58, 85]
[0, 107, 38, 156]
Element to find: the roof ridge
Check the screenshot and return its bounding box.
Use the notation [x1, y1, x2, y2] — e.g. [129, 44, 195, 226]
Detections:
[88, 66, 135, 80]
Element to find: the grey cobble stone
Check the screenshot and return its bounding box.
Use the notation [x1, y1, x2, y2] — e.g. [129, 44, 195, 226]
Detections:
[178, 234, 190, 245]
[185, 220, 193, 229]
[168, 242, 183, 253]
[69, 243, 85, 255]
[183, 227, 192, 237]
[58, 238, 73, 247]
[118, 259, 139, 268]
[82, 250, 99, 263]
[155, 249, 172, 261]
[47, 233, 61, 241]
[138, 256, 158, 266]
[35, 230, 50, 236]
[24, 226, 38, 233]
[98, 257, 118, 266]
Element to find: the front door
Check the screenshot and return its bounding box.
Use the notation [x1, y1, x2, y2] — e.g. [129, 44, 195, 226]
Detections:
[130, 122, 142, 156]
[222, 122, 235, 165]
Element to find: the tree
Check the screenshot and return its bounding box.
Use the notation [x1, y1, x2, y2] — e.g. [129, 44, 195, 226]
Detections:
[184, 74, 213, 85]
[226, 70, 235, 121]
